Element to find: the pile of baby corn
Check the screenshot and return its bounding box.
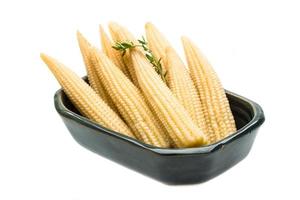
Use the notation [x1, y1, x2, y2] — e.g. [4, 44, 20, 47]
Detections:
[41, 22, 237, 148]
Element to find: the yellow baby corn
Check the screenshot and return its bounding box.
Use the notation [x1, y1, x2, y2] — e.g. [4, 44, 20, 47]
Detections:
[182, 37, 236, 143]
[40, 53, 134, 138]
[99, 25, 130, 77]
[165, 47, 207, 134]
[77, 31, 117, 111]
[90, 47, 170, 148]
[145, 23, 207, 133]
[145, 22, 171, 67]
[108, 22, 140, 86]
[131, 50, 207, 148]
[108, 23, 173, 143]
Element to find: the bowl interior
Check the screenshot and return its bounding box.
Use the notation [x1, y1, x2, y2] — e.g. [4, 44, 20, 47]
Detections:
[59, 90, 253, 136]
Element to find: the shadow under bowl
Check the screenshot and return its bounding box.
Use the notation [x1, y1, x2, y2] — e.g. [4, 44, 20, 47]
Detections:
[54, 88, 265, 185]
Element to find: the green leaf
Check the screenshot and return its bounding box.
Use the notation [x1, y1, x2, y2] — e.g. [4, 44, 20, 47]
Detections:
[121, 42, 134, 49]
[145, 54, 154, 62]
[141, 45, 148, 51]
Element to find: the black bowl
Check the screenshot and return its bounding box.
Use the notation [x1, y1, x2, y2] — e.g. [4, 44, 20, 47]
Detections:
[54, 88, 264, 185]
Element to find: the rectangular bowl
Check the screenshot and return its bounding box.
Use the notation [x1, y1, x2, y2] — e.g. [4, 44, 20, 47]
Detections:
[54, 87, 265, 185]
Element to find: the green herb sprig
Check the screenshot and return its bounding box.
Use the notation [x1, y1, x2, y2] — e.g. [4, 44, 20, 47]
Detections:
[112, 41, 136, 56]
[112, 37, 167, 82]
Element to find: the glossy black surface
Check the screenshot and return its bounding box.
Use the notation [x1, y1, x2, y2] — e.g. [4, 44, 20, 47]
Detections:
[54, 88, 265, 185]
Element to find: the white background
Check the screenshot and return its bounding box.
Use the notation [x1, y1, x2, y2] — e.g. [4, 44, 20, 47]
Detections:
[0, 0, 299, 199]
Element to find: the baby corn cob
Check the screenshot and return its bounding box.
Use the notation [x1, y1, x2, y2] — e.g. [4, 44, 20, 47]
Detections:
[40, 53, 134, 138]
[181, 37, 236, 143]
[145, 22, 171, 67]
[77, 31, 117, 111]
[131, 50, 207, 148]
[99, 25, 130, 77]
[109, 23, 173, 144]
[165, 47, 207, 133]
[145, 23, 207, 133]
[90, 47, 170, 148]
[108, 22, 140, 86]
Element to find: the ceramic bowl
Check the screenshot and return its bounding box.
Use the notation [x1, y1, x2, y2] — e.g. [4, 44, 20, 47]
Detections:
[54, 87, 264, 184]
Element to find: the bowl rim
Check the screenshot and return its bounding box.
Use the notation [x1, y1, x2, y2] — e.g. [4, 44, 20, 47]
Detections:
[54, 89, 265, 155]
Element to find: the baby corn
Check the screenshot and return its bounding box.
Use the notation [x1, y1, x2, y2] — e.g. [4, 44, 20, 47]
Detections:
[40, 53, 134, 138]
[145, 22, 171, 68]
[77, 31, 117, 111]
[145, 23, 207, 133]
[182, 37, 236, 143]
[99, 25, 130, 77]
[108, 22, 139, 86]
[90, 47, 170, 148]
[165, 47, 207, 133]
[42, 22, 238, 148]
[109, 23, 173, 143]
[131, 50, 207, 148]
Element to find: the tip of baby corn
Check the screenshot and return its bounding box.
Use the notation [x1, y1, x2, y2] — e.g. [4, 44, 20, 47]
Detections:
[99, 25, 111, 45]
[76, 31, 90, 46]
[108, 21, 122, 31]
[40, 53, 55, 67]
[181, 36, 191, 45]
[99, 25, 105, 35]
[40, 53, 66, 81]
[145, 22, 154, 29]
[76, 30, 82, 37]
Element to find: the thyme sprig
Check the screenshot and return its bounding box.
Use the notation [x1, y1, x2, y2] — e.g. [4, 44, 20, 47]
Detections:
[112, 37, 167, 82]
[112, 41, 136, 56]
